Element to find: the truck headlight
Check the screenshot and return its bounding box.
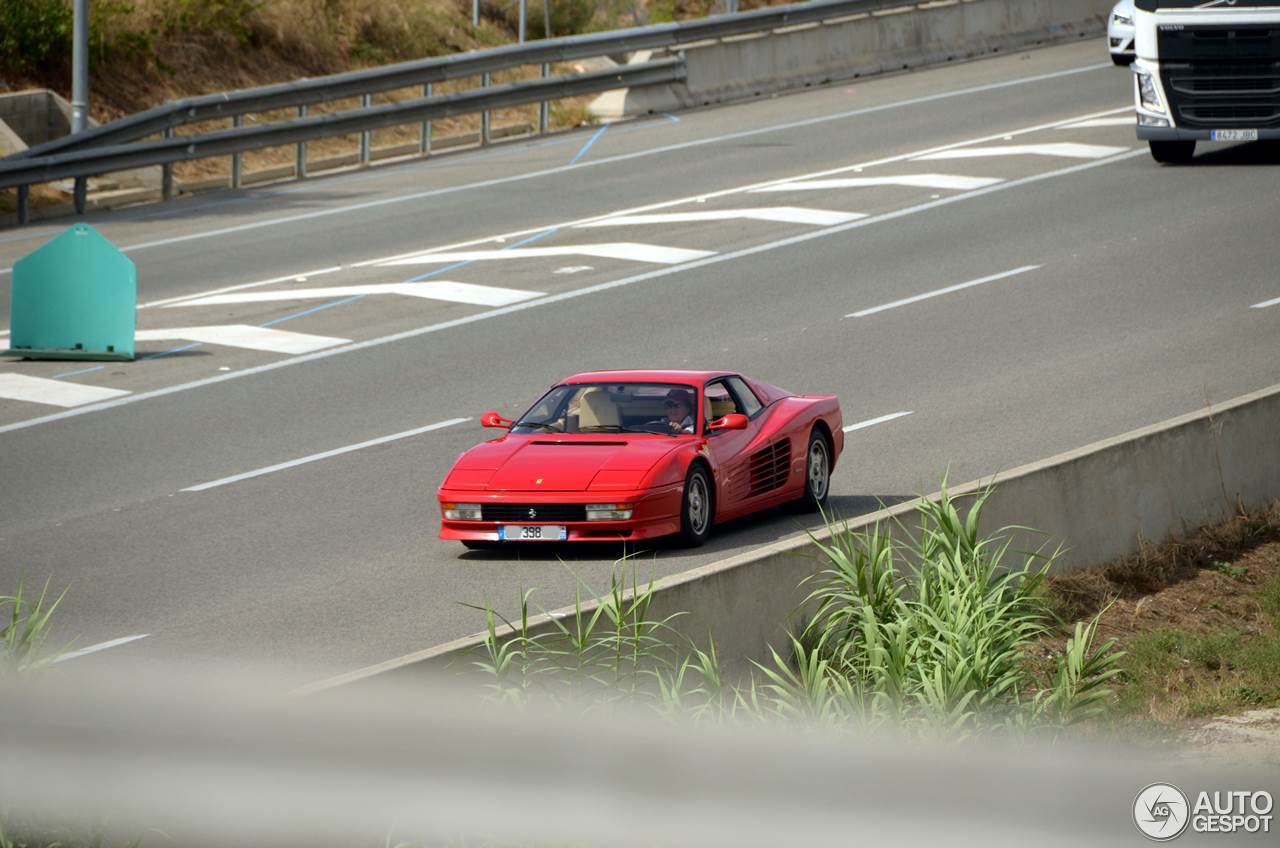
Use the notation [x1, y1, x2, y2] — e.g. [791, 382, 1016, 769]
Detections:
[585, 503, 634, 521]
[1112, 13, 1132, 26]
[1137, 72, 1165, 113]
[442, 502, 483, 521]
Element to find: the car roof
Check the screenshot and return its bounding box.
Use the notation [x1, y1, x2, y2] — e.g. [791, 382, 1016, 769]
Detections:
[561, 370, 735, 386]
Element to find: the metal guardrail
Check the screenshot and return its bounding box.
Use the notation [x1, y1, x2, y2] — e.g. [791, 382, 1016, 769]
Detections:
[0, 60, 684, 189]
[1, 0, 905, 224]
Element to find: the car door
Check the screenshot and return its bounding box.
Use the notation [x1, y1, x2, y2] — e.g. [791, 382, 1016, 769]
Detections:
[701, 378, 768, 519]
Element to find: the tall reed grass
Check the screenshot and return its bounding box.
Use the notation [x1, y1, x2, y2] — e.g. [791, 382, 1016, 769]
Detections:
[1, 579, 66, 676]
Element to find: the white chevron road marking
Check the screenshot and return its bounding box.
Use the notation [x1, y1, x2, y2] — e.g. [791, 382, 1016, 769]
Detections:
[914, 143, 1129, 161]
[168, 282, 544, 309]
[752, 174, 1003, 192]
[1057, 116, 1136, 129]
[574, 208, 864, 227]
[135, 326, 349, 355]
[378, 243, 715, 267]
[0, 373, 131, 408]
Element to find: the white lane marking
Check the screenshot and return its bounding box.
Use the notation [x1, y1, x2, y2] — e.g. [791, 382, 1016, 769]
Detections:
[752, 175, 1003, 192]
[843, 411, 913, 432]
[135, 325, 349, 355]
[847, 265, 1043, 318]
[169, 281, 543, 309]
[379, 243, 715, 266]
[554, 265, 595, 274]
[1251, 295, 1280, 309]
[0, 373, 132, 408]
[0, 63, 1114, 277]
[354, 107, 1130, 270]
[137, 267, 344, 310]
[915, 142, 1129, 161]
[0, 151, 1147, 437]
[53, 634, 149, 664]
[1057, 116, 1136, 129]
[182, 417, 470, 492]
[574, 208, 864, 227]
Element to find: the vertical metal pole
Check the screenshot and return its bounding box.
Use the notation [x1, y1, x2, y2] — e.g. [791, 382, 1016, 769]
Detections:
[472, 0, 479, 26]
[71, 0, 89, 134]
[543, 0, 551, 37]
[296, 105, 308, 177]
[360, 94, 372, 164]
[231, 115, 243, 188]
[540, 63, 550, 135]
[481, 73, 491, 145]
[74, 177, 87, 215]
[420, 83, 432, 156]
[162, 127, 174, 201]
[17, 185, 30, 226]
[519, 0, 527, 42]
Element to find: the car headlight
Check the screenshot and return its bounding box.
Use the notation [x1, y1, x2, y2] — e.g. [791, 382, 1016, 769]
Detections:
[585, 503, 634, 521]
[1136, 72, 1165, 113]
[1112, 13, 1132, 26]
[443, 502, 482, 521]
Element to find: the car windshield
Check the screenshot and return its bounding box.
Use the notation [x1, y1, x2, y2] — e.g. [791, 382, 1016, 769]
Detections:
[512, 382, 698, 436]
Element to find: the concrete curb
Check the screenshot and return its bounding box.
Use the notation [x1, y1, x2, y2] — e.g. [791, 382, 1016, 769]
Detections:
[298, 382, 1280, 695]
[591, 0, 1112, 119]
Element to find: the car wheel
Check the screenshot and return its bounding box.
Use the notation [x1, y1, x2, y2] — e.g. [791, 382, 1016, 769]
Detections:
[461, 540, 501, 551]
[794, 429, 832, 513]
[678, 465, 713, 547]
[1149, 140, 1196, 164]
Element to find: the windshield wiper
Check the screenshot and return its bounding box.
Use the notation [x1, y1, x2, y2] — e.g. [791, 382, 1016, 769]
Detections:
[514, 422, 560, 433]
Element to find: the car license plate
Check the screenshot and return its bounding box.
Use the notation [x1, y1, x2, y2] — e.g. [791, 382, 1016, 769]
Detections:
[499, 525, 568, 541]
[1211, 129, 1258, 142]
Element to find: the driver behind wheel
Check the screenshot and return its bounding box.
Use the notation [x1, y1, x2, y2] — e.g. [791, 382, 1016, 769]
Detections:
[655, 389, 695, 434]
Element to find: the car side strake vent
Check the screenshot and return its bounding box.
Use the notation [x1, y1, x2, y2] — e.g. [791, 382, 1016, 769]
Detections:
[748, 438, 791, 497]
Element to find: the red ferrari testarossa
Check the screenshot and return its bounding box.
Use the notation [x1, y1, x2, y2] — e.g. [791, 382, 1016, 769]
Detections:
[437, 370, 843, 548]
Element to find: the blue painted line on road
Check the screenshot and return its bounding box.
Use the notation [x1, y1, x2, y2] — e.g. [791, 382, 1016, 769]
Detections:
[52, 365, 105, 379]
[140, 341, 202, 361]
[406, 226, 559, 283]
[260, 293, 368, 327]
[662, 113, 680, 123]
[568, 125, 609, 166]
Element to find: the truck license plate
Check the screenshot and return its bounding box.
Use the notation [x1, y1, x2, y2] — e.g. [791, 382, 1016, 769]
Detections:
[499, 525, 568, 541]
[1211, 129, 1258, 142]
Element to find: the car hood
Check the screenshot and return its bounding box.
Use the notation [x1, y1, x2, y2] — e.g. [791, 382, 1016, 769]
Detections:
[447, 437, 685, 492]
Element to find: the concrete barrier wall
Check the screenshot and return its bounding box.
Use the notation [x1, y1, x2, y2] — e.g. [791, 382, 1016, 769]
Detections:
[301, 383, 1280, 695]
[593, 0, 1113, 118]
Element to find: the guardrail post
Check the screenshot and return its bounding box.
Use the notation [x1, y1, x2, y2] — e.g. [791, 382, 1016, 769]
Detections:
[420, 83, 432, 156]
[481, 73, 491, 145]
[161, 127, 174, 201]
[17, 185, 30, 226]
[360, 95, 372, 164]
[73, 177, 87, 215]
[540, 63, 550, 134]
[231, 115, 243, 188]
[297, 105, 309, 178]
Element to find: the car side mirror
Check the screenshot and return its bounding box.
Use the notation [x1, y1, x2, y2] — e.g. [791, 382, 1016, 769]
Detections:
[708, 413, 748, 431]
[480, 411, 512, 429]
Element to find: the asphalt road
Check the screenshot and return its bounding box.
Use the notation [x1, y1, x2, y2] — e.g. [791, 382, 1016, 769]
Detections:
[1, 39, 1277, 685]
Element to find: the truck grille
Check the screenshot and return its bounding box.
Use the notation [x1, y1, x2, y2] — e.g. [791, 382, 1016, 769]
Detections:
[1158, 25, 1280, 129]
[481, 504, 588, 522]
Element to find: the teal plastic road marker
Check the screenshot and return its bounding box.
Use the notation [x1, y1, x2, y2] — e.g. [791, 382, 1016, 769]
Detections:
[3, 224, 136, 361]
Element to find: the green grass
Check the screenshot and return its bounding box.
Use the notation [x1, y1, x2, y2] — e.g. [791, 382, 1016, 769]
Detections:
[1, 578, 67, 675]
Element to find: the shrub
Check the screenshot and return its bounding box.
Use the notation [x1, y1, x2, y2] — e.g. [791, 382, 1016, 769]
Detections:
[0, 0, 72, 76]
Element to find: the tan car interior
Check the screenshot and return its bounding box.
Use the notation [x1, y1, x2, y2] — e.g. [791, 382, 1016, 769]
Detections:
[576, 388, 621, 429]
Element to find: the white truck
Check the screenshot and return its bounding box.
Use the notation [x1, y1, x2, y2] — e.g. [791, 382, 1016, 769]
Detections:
[1132, 0, 1280, 163]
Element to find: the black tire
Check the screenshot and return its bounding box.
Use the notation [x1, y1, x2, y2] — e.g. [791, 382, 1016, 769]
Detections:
[794, 428, 832, 514]
[677, 464, 714, 547]
[1149, 140, 1196, 164]
[461, 540, 501, 551]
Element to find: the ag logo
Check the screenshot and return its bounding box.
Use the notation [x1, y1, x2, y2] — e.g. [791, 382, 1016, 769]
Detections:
[1134, 783, 1191, 841]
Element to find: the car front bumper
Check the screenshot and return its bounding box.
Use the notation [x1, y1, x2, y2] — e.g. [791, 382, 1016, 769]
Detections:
[437, 483, 684, 543]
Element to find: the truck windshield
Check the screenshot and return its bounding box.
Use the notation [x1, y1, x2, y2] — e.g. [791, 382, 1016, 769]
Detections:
[1136, 0, 1280, 9]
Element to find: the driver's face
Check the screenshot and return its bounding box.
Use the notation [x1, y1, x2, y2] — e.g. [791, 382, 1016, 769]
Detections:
[666, 401, 688, 423]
